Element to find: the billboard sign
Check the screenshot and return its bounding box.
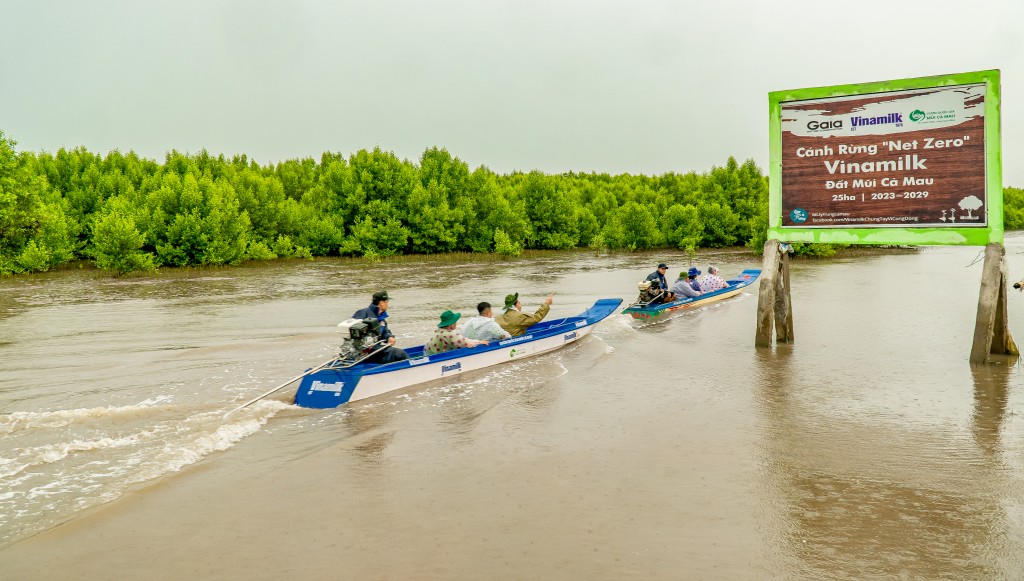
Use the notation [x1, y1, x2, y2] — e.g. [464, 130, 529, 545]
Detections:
[768, 70, 1001, 245]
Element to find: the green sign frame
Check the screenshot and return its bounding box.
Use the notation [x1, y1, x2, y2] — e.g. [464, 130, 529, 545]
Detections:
[768, 69, 1002, 246]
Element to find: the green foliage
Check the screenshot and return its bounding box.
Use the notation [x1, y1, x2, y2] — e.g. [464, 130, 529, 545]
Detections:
[0, 131, 77, 274]
[602, 202, 661, 251]
[493, 229, 523, 256]
[245, 240, 277, 261]
[16, 241, 52, 272]
[91, 196, 155, 273]
[272, 235, 296, 258]
[695, 201, 739, 247]
[745, 195, 769, 252]
[91, 203, 157, 274]
[347, 200, 409, 257]
[298, 215, 346, 256]
[520, 171, 579, 249]
[661, 204, 703, 251]
[3, 126, 1023, 277]
[148, 173, 250, 267]
[1005, 187, 1024, 230]
[575, 208, 599, 247]
[462, 171, 530, 253]
[789, 243, 848, 258]
[406, 181, 463, 253]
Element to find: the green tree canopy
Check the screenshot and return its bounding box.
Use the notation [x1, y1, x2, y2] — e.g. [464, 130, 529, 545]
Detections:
[3, 128, 1020, 275]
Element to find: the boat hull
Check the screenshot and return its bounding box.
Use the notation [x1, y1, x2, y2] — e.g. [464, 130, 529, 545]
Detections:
[622, 269, 761, 319]
[295, 298, 623, 409]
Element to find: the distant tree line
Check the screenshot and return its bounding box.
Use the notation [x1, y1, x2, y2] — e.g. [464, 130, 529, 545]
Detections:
[1, 129, 1021, 275]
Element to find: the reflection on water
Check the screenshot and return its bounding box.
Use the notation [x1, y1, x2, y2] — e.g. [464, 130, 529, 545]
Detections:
[753, 308, 1024, 579]
[971, 364, 1011, 456]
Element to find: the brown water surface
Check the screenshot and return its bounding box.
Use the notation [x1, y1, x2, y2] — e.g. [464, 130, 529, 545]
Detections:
[1, 241, 1023, 579]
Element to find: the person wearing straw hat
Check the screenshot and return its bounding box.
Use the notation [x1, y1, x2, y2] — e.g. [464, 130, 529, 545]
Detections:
[495, 292, 553, 337]
[424, 310, 489, 356]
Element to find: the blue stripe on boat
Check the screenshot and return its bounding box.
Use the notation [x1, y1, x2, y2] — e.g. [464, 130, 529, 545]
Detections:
[295, 298, 623, 409]
[621, 269, 762, 319]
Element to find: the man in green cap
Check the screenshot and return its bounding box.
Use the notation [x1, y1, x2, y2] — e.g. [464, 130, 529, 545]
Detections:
[495, 292, 553, 337]
[424, 310, 490, 356]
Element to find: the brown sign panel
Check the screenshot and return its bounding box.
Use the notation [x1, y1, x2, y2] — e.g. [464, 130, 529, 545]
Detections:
[781, 84, 986, 228]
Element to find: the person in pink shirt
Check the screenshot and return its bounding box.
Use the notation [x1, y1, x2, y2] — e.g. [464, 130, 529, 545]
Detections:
[698, 265, 729, 293]
[425, 310, 489, 356]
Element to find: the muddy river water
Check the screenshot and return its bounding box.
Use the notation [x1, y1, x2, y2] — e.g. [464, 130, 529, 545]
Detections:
[2, 238, 1024, 579]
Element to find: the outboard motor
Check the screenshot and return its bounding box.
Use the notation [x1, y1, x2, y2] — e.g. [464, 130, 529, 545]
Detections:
[336, 317, 382, 361]
[636, 280, 662, 304]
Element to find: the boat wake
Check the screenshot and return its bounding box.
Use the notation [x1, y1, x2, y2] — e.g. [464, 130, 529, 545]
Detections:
[0, 398, 290, 548]
[596, 314, 641, 339]
[0, 397, 174, 436]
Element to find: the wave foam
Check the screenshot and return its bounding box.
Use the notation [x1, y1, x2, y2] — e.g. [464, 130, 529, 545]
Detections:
[0, 397, 174, 436]
[0, 399, 291, 547]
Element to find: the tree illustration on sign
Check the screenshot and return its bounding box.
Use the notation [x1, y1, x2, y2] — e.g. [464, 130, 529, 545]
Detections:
[958, 195, 983, 219]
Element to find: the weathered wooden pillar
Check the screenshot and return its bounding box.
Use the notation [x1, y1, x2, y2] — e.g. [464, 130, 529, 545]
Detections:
[774, 250, 794, 343]
[756, 240, 793, 348]
[970, 243, 1019, 363]
[755, 240, 779, 348]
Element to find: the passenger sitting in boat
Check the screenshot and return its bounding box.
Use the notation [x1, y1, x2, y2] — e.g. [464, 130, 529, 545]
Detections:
[686, 267, 702, 292]
[495, 292, 552, 337]
[670, 271, 702, 298]
[461, 302, 512, 342]
[425, 310, 489, 355]
[698, 265, 729, 293]
[645, 263, 675, 302]
[351, 291, 409, 364]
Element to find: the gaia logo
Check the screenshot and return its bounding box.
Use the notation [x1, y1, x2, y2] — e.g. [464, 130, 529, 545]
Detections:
[807, 119, 842, 131]
[509, 348, 517, 358]
[790, 208, 808, 223]
[909, 109, 926, 122]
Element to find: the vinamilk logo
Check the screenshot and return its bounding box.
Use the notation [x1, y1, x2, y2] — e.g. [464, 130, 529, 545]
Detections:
[909, 109, 926, 122]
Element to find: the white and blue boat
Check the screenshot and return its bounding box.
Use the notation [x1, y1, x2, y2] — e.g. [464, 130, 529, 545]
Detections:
[294, 298, 623, 409]
[621, 269, 761, 320]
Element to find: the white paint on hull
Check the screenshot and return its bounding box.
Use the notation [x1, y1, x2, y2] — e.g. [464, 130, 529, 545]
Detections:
[664, 287, 742, 311]
[349, 326, 594, 403]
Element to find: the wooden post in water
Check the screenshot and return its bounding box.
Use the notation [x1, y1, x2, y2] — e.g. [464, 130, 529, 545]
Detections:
[970, 243, 1019, 363]
[755, 240, 793, 348]
[775, 249, 794, 343]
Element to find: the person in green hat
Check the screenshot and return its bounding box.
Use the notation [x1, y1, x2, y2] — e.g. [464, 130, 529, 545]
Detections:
[495, 292, 553, 337]
[424, 310, 490, 356]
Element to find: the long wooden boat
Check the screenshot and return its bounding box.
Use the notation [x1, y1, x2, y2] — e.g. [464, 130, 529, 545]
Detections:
[621, 269, 761, 319]
[294, 298, 623, 409]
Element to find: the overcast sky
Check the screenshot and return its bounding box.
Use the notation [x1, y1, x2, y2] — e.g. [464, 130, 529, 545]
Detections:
[2, 0, 1022, 184]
